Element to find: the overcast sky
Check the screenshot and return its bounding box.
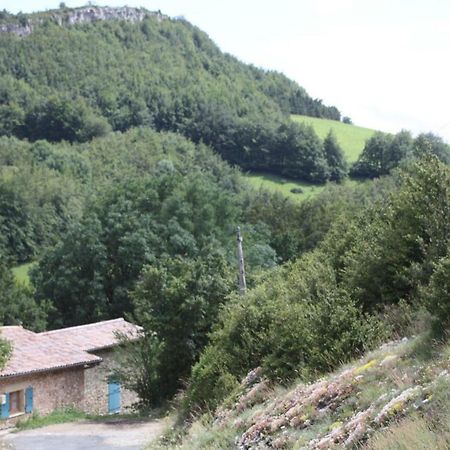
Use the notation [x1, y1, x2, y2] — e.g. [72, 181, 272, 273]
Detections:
[2, 0, 450, 140]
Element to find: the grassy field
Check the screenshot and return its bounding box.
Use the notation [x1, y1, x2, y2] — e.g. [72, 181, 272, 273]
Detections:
[244, 116, 377, 201]
[292, 114, 377, 162]
[245, 172, 325, 201]
[245, 172, 359, 202]
[12, 262, 36, 286]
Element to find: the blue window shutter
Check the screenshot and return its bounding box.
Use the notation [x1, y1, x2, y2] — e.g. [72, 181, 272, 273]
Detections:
[1, 393, 10, 419]
[25, 387, 33, 414]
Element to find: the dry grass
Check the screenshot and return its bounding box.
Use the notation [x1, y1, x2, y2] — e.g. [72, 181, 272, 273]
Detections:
[363, 415, 450, 450]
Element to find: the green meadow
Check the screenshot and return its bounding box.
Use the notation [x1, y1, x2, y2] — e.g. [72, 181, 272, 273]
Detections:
[12, 262, 36, 286]
[245, 172, 325, 201]
[292, 114, 377, 162]
[245, 171, 360, 202]
[244, 116, 377, 200]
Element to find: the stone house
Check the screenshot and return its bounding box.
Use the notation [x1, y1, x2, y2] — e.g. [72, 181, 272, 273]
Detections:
[0, 318, 141, 428]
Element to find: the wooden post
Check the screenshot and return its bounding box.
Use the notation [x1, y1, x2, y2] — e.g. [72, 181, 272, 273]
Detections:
[236, 227, 247, 295]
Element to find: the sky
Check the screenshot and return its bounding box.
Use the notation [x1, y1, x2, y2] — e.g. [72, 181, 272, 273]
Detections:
[2, 0, 450, 140]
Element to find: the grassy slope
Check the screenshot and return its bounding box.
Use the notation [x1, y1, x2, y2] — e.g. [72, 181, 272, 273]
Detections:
[244, 116, 377, 202]
[292, 115, 378, 163]
[12, 262, 35, 286]
[155, 335, 450, 449]
[245, 172, 360, 202]
[245, 172, 326, 201]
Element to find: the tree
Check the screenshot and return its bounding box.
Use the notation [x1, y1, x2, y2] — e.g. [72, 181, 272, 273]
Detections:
[323, 131, 348, 182]
[0, 181, 35, 263]
[0, 262, 47, 331]
[382, 129, 413, 172]
[131, 252, 234, 401]
[24, 95, 111, 143]
[342, 116, 352, 124]
[32, 215, 109, 328]
[350, 132, 393, 178]
[342, 156, 450, 310]
[422, 255, 450, 336]
[413, 133, 450, 164]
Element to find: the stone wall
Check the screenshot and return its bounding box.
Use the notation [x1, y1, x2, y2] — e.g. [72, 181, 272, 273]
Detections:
[84, 349, 138, 415]
[0, 367, 85, 429]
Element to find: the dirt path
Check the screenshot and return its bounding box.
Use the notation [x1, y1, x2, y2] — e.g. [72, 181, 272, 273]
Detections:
[0, 418, 166, 450]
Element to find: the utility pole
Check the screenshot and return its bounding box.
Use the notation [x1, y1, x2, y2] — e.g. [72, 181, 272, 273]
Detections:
[236, 226, 247, 295]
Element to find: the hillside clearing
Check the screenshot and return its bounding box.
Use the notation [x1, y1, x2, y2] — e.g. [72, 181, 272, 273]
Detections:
[245, 172, 325, 201]
[11, 263, 35, 286]
[245, 171, 360, 202]
[292, 115, 377, 162]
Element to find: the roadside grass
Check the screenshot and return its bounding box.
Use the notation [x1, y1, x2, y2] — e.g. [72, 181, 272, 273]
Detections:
[291, 114, 377, 162]
[11, 262, 36, 286]
[15, 408, 145, 431]
[15, 408, 88, 431]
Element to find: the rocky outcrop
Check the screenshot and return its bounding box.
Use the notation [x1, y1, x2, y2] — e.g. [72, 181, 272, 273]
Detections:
[0, 6, 167, 37]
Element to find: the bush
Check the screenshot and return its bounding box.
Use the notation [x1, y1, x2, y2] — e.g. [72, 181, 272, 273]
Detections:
[421, 255, 450, 336]
[184, 253, 387, 412]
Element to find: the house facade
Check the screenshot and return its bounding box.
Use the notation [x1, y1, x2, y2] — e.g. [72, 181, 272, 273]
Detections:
[0, 318, 140, 428]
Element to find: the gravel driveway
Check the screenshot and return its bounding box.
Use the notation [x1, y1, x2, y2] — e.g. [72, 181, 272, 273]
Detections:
[0, 418, 166, 450]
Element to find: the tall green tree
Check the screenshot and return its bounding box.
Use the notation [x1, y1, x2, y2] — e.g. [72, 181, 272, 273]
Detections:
[131, 252, 234, 402]
[323, 130, 348, 182]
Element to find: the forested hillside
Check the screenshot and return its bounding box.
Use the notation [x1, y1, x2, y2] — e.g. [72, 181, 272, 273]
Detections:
[0, 5, 343, 182]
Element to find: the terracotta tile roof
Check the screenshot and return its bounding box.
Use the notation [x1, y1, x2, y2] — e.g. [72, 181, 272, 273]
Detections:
[0, 318, 141, 378]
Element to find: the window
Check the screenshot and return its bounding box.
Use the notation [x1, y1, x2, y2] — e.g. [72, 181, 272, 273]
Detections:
[9, 390, 24, 415]
[1, 387, 33, 419]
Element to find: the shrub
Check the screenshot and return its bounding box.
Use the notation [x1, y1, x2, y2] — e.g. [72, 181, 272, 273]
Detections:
[184, 253, 387, 412]
[421, 255, 450, 336]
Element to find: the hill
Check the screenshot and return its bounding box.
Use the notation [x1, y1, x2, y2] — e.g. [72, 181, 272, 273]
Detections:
[0, 5, 343, 183]
[292, 114, 378, 162]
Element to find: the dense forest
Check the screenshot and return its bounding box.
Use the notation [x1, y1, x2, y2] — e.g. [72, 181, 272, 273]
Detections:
[0, 6, 345, 183]
[1, 6, 450, 449]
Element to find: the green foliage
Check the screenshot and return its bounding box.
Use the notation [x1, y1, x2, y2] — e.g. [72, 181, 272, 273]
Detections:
[323, 130, 348, 182]
[0, 136, 84, 263]
[23, 94, 111, 143]
[0, 261, 47, 331]
[184, 157, 450, 413]
[292, 114, 376, 162]
[0, 10, 341, 182]
[30, 128, 278, 331]
[256, 70, 340, 119]
[421, 255, 450, 335]
[115, 332, 164, 410]
[184, 253, 387, 411]
[243, 176, 395, 262]
[342, 156, 450, 310]
[130, 253, 234, 402]
[351, 130, 450, 178]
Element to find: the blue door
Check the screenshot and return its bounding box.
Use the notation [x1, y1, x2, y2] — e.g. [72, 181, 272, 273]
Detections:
[25, 387, 33, 414]
[108, 380, 121, 414]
